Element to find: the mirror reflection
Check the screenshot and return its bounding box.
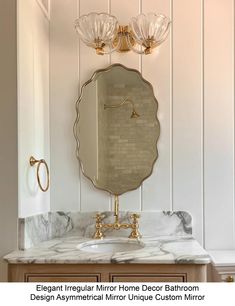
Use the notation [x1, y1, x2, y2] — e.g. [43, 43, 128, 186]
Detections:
[74, 64, 160, 195]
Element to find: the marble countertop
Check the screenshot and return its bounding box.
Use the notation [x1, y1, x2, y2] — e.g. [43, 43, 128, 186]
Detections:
[208, 250, 235, 266]
[5, 231, 211, 265]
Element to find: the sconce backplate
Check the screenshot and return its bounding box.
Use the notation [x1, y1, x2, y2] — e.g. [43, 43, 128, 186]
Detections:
[113, 26, 136, 53]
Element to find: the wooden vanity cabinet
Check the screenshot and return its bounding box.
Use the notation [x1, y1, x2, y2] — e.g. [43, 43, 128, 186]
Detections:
[207, 250, 235, 282]
[8, 264, 207, 282]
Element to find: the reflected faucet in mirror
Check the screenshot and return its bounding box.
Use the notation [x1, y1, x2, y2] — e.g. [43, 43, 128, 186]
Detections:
[104, 97, 140, 119]
[74, 64, 160, 239]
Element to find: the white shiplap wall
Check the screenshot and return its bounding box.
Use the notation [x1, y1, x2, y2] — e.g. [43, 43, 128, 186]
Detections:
[18, 0, 50, 217]
[50, 0, 235, 250]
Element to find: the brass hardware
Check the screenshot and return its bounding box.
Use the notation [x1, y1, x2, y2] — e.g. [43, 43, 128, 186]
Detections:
[95, 47, 105, 55]
[129, 213, 141, 239]
[144, 46, 152, 55]
[113, 26, 135, 53]
[93, 214, 105, 239]
[142, 37, 157, 55]
[94, 39, 106, 55]
[104, 97, 140, 118]
[110, 26, 157, 55]
[93, 195, 142, 239]
[94, 26, 156, 55]
[225, 275, 234, 282]
[131, 110, 140, 119]
[29, 156, 49, 192]
[93, 26, 134, 55]
[114, 195, 119, 221]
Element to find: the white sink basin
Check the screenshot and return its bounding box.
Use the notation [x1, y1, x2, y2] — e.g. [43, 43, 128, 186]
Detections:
[77, 239, 145, 254]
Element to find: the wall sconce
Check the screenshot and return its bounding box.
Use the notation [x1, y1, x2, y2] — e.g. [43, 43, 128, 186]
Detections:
[75, 12, 170, 55]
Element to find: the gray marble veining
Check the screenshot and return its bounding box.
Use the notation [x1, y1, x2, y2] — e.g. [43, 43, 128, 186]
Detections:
[18, 213, 50, 250]
[18, 212, 73, 249]
[18, 211, 192, 250]
[4, 233, 210, 265]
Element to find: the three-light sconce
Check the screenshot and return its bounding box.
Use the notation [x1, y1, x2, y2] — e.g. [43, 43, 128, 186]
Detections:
[75, 12, 171, 55]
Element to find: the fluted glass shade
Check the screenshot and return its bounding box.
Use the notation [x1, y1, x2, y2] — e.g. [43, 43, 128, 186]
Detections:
[75, 12, 171, 55]
[130, 13, 170, 52]
[75, 13, 119, 52]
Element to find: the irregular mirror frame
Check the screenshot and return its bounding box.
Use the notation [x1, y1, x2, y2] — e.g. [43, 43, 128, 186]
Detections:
[74, 64, 160, 195]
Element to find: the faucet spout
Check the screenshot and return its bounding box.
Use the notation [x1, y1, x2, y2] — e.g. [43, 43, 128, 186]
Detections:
[93, 195, 142, 239]
[114, 195, 119, 222]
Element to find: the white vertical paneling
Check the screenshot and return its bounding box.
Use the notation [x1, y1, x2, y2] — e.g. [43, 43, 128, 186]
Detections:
[142, 0, 172, 212]
[34, 0, 50, 186]
[49, 0, 235, 250]
[173, 0, 203, 243]
[50, 0, 79, 211]
[110, 0, 141, 211]
[204, 0, 235, 249]
[18, 0, 50, 217]
[110, 0, 140, 70]
[79, 0, 111, 211]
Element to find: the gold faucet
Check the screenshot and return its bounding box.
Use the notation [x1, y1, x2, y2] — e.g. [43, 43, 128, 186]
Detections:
[93, 195, 141, 239]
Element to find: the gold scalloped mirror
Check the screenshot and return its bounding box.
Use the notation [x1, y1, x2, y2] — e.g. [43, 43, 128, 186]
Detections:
[74, 64, 160, 195]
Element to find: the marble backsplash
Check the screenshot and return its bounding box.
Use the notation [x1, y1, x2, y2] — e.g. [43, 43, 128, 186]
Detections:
[18, 212, 73, 249]
[18, 211, 192, 250]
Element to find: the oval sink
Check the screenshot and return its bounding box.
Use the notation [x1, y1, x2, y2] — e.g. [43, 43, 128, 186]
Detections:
[77, 239, 145, 254]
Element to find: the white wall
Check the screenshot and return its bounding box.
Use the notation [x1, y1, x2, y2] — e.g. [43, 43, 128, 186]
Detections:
[0, 0, 18, 282]
[50, 0, 235, 250]
[18, 0, 50, 217]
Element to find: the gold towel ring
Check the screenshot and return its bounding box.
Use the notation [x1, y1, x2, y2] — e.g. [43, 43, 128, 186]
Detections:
[29, 156, 50, 192]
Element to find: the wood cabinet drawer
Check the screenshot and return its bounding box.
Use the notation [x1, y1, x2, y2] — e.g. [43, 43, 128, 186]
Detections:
[8, 263, 207, 282]
[26, 274, 100, 282]
[111, 274, 185, 282]
[210, 264, 235, 282]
